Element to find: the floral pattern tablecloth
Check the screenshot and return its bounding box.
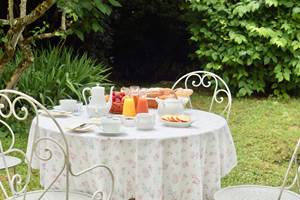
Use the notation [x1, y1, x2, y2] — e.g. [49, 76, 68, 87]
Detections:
[26, 109, 237, 200]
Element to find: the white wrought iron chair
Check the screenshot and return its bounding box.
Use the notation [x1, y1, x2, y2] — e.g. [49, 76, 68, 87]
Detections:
[0, 90, 114, 200]
[214, 138, 300, 200]
[0, 156, 21, 175]
[172, 71, 232, 120]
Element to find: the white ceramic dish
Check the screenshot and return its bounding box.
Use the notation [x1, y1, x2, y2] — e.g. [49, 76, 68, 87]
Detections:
[54, 104, 83, 115]
[39, 109, 72, 118]
[66, 124, 95, 133]
[102, 117, 121, 133]
[136, 113, 155, 130]
[97, 128, 126, 137]
[160, 119, 193, 128]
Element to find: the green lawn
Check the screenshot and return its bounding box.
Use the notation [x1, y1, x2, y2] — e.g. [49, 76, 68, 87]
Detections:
[191, 93, 300, 188]
[1, 94, 300, 196]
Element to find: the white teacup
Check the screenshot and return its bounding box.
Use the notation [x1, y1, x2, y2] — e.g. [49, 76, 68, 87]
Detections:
[75, 102, 83, 113]
[102, 117, 121, 133]
[136, 113, 155, 130]
[59, 99, 77, 112]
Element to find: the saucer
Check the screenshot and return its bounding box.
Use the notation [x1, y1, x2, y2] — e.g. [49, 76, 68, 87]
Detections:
[99, 132, 126, 137]
[39, 109, 72, 118]
[97, 128, 126, 137]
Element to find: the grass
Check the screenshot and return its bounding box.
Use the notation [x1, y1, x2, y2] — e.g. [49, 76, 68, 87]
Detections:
[1, 94, 300, 197]
[191, 93, 300, 187]
[222, 97, 300, 187]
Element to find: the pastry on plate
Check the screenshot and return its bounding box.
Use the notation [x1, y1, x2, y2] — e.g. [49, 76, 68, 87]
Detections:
[161, 114, 191, 123]
[147, 88, 176, 108]
[174, 88, 193, 97]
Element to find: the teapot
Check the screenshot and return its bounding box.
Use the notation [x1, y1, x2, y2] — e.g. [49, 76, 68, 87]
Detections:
[155, 97, 188, 116]
[82, 84, 114, 117]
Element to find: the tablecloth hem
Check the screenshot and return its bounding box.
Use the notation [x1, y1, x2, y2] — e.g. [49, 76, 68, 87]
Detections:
[221, 161, 238, 178]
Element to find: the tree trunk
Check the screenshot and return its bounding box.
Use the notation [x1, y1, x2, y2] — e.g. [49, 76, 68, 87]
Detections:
[0, 46, 15, 76]
[5, 43, 34, 90]
[0, 57, 10, 76]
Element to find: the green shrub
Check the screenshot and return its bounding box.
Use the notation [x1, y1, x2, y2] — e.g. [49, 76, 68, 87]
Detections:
[1, 47, 111, 106]
[187, 0, 300, 97]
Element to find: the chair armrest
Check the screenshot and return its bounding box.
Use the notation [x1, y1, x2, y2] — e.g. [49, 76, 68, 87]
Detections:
[69, 164, 114, 200]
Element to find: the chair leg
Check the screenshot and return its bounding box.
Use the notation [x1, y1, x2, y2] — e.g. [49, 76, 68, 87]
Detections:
[12, 166, 17, 190]
[0, 167, 17, 198]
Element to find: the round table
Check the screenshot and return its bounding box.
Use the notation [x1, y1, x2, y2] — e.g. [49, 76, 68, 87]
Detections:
[26, 109, 237, 200]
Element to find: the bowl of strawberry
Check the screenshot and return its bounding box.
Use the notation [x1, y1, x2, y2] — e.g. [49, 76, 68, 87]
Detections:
[109, 91, 126, 114]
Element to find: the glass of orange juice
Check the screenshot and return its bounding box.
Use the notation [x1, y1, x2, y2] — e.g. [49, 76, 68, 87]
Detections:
[136, 88, 149, 113]
[122, 97, 136, 117]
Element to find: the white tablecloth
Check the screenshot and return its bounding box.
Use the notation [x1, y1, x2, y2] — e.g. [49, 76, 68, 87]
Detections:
[26, 109, 237, 200]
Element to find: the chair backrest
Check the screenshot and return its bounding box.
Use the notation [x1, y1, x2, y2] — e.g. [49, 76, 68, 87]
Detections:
[278, 138, 300, 199]
[0, 89, 114, 200]
[172, 70, 232, 120]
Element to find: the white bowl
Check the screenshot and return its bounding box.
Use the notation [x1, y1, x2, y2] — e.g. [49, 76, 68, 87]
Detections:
[101, 117, 121, 133]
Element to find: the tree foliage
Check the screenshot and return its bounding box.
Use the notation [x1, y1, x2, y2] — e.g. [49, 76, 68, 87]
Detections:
[187, 0, 300, 97]
[0, 0, 119, 90]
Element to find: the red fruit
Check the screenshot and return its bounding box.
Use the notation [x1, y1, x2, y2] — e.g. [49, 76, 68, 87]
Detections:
[119, 92, 125, 96]
[115, 97, 121, 103]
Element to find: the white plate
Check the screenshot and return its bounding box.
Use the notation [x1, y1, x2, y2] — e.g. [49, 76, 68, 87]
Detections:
[66, 124, 95, 133]
[53, 106, 83, 116]
[97, 128, 126, 137]
[39, 110, 72, 118]
[160, 119, 193, 128]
